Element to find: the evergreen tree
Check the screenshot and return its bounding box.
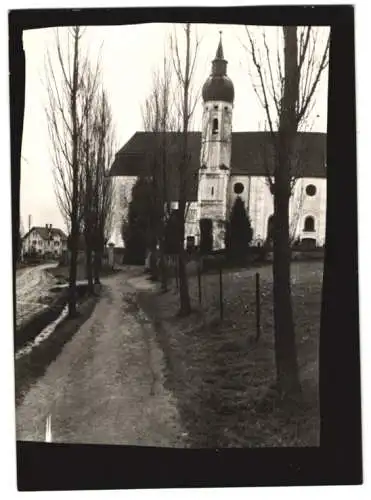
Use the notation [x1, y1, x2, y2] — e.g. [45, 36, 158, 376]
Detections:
[199, 218, 213, 255]
[163, 209, 181, 255]
[226, 196, 253, 262]
[123, 177, 156, 265]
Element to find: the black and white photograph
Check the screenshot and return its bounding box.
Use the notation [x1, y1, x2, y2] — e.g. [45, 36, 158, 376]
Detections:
[8, 4, 362, 492]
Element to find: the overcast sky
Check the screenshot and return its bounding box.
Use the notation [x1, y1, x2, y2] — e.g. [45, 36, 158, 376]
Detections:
[20, 23, 329, 233]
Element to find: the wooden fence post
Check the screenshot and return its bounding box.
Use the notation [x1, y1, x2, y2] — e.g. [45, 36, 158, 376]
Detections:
[175, 255, 179, 290]
[219, 264, 224, 320]
[255, 272, 261, 341]
[197, 260, 202, 305]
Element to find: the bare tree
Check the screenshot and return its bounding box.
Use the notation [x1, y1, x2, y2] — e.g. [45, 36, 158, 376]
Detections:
[45, 26, 91, 316]
[141, 53, 178, 291]
[243, 26, 329, 399]
[170, 23, 201, 316]
[91, 90, 115, 285]
[79, 63, 101, 293]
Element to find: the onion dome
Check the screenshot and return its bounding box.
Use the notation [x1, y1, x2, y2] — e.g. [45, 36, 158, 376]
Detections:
[202, 32, 235, 104]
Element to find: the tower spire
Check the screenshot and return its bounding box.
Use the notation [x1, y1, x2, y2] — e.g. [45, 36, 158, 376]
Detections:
[212, 31, 227, 76]
[215, 31, 224, 59]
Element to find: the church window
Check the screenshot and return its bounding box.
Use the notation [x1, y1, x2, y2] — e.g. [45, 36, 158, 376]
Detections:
[214, 105, 218, 110]
[211, 186, 214, 196]
[304, 216, 315, 232]
[233, 182, 244, 194]
[224, 106, 228, 110]
[306, 184, 317, 196]
[212, 118, 219, 134]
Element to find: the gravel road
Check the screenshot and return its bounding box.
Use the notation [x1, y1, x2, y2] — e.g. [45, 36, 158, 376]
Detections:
[16, 268, 186, 447]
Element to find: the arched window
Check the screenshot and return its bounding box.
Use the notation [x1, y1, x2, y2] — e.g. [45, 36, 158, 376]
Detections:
[304, 216, 315, 232]
[211, 186, 214, 196]
[212, 118, 219, 134]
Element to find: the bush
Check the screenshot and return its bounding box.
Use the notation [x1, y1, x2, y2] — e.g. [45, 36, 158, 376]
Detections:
[164, 209, 181, 255]
[199, 218, 213, 254]
[122, 177, 157, 265]
[225, 197, 253, 262]
[122, 247, 145, 265]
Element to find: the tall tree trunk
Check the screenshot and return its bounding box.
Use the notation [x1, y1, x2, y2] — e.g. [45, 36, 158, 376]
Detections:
[178, 23, 192, 316]
[159, 135, 169, 292]
[178, 201, 191, 314]
[85, 235, 94, 294]
[178, 250, 190, 314]
[68, 28, 80, 318]
[159, 234, 168, 292]
[273, 26, 301, 399]
[272, 184, 300, 398]
[93, 249, 101, 285]
[94, 228, 104, 285]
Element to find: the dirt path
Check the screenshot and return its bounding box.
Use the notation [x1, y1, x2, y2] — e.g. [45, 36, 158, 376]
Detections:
[16, 269, 186, 447]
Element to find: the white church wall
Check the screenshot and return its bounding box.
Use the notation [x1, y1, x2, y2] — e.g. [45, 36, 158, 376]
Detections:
[229, 175, 268, 243]
[243, 176, 274, 244]
[292, 177, 326, 246]
[112, 174, 326, 250]
[185, 202, 200, 244]
[228, 175, 251, 212]
[227, 175, 326, 247]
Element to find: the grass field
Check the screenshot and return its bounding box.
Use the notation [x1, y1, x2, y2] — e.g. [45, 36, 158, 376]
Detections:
[138, 261, 323, 448]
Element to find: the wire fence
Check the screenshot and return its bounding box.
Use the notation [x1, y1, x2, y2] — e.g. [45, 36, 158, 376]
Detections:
[165, 254, 270, 340]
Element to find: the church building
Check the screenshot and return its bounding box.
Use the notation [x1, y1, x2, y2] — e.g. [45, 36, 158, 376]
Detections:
[109, 35, 327, 250]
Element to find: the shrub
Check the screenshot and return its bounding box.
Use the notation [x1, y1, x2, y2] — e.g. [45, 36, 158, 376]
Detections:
[225, 197, 253, 262]
[199, 218, 213, 254]
[121, 177, 163, 265]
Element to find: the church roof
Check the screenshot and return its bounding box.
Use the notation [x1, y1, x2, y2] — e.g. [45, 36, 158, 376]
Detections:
[110, 132, 201, 201]
[109, 131, 326, 200]
[230, 131, 326, 177]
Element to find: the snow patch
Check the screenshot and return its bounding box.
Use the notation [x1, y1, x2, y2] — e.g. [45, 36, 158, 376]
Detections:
[15, 305, 69, 361]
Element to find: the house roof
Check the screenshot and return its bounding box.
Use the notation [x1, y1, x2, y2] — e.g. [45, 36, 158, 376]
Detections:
[109, 131, 326, 200]
[23, 226, 68, 242]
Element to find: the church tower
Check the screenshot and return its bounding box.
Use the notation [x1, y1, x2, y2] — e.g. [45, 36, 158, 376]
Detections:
[198, 33, 234, 250]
